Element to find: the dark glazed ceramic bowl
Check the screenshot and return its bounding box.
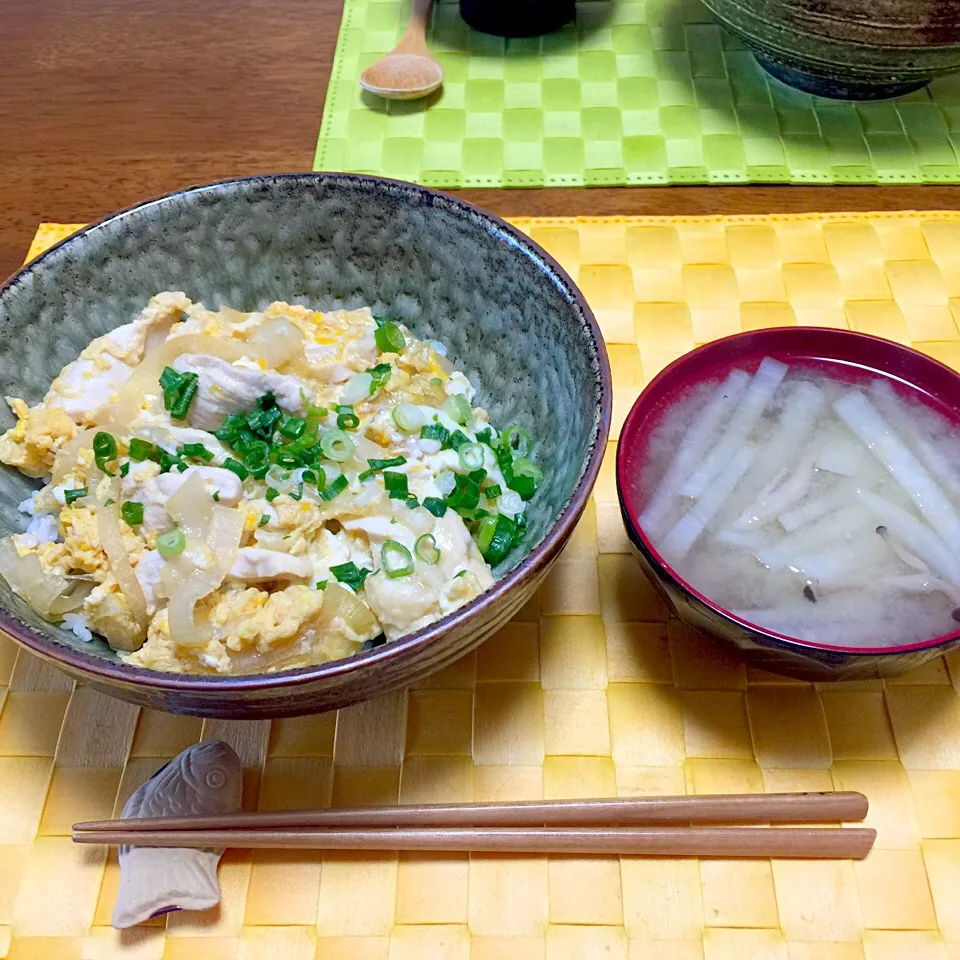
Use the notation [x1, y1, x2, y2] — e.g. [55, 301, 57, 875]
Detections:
[617, 327, 960, 682]
[0, 173, 610, 717]
[460, 0, 575, 38]
[701, 0, 960, 99]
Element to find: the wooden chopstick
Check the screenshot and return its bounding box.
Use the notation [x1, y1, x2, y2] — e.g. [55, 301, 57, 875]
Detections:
[71, 825, 877, 859]
[72, 791, 868, 834]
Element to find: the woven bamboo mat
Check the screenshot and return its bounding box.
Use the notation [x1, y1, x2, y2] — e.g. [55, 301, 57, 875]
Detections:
[5, 214, 960, 958]
[314, 0, 960, 187]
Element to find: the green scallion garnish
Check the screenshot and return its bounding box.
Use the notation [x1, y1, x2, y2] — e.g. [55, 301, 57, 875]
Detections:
[502, 424, 533, 458]
[120, 462, 130, 478]
[128, 438, 153, 461]
[382, 471, 409, 500]
[442, 394, 471, 425]
[508, 457, 544, 501]
[337, 412, 360, 431]
[63, 487, 87, 505]
[474, 516, 497, 555]
[330, 560, 371, 591]
[320, 430, 355, 462]
[484, 483, 502, 500]
[446, 474, 480, 511]
[483, 513, 518, 566]
[179, 442, 214, 462]
[259, 513, 270, 527]
[374, 321, 406, 354]
[157, 527, 186, 557]
[120, 501, 144, 526]
[458, 443, 485, 472]
[420, 422, 451, 446]
[92, 431, 118, 476]
[381, 540, 414, 579]
[422, 497, 448, 518]
[415, 533, 441, 565]
[223, 457, 249, 481]
[367, 362, 392, 394]
[279, 416, 306, 440]
[447, 430, 471, 451]
[265, 487, 280, 502]
[319, 474, 348, 501]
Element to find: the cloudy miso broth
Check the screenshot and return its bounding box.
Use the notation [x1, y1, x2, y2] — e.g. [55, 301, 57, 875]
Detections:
[636, 357, 960, 648]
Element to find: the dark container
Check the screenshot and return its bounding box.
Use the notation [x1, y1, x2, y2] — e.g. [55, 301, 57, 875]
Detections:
[701, 0, 960, 100]
[460, 0, 576, 38]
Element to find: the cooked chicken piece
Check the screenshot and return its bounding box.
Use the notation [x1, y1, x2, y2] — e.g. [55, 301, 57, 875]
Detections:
[171, 354, 307, 430]
[228, 548, 313, 583]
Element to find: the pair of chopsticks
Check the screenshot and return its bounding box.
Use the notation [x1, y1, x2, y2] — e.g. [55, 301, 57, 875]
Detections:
[73, 791, 876, 859]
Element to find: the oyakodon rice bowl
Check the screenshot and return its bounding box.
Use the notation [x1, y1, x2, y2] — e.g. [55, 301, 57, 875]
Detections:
[0, 174, 609, 717]
[618, 327, 960, 682]
[0, 295, 542, 676]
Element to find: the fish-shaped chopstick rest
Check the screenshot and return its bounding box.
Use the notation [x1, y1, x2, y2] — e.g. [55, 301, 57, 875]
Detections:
[112, 740, 243, 929]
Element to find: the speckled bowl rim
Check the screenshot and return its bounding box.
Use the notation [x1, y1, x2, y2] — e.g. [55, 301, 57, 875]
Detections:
[0, 172, 612, 696]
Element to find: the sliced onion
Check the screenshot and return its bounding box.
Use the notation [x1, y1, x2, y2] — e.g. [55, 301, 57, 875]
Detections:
[0, 537, 90, 618]
[248, 317, 304, 370]
[167, 505, 244, 649]
[393, 403, 426, 433]
[52, 427, 99, 485]
[165, 470, 213, 541]
[316, 581, 378, 636]
[340, 372, 373, 406]
[96, 501, 148, 646]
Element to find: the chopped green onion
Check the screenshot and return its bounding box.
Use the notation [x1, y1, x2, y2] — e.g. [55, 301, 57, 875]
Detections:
[331, 561, 371, 591]
[508, 457, 544, 501]
[316, 580, 328, 590]
[484, 483, 502, 500]
[128, 438, 153, 461]
[475, 427, 495, 446]
[405, 496, 420, 508]
[213, 490, 220, 501]
[502, 425, 533, 458]
[265, 487, 280, 502]
[259, 513, 270, 527]
[157, 528, 186, 557]
[290, 481, 304, 501]
[104, 498, 116, 507]
[93, 431, 118, 475]
[496, 442, 514, 483]
[381, 540, 415, 579]
[279, 416, 306, 440]
[63, 487, 87, 505]
[337, 412, 360, 431]
[420, 422, 451, 446]
[179, 442, 214, 462]
[458, 443, 485, 472]
[468, 468, 487, 485]
[273, 450, 299, 470]
[474, 516, 497, 555]
[367, 362, 392, 394]
[302, 469, 318, 485]
[306, 404, 328, 421]
[447, 430, 471, 451]
[369, 456, 406, 471]
[320, 430, 355, 462]
[164, 370, 199, 420]
[446, 474, 481, 511]
[422, 497, 448, 518]
[319, 474, 348, 501]
[382, 471, 409, 500]
[442, 394, 471, 425]
[119, 462, 130, 478]
[121, 501, 144, 526]
[393, 404, 426, 433]
[223, 457, 249, 480]
[483, 514, 518, 565]
[415, 534, 441, 565]
[375, 321, 406, 354]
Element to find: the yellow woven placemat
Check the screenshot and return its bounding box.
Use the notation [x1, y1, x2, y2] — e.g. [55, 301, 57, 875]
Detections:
[4, 215, 960, 959]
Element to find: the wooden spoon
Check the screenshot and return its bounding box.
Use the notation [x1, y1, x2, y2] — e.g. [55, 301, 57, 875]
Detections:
[359, 0, 443, 100]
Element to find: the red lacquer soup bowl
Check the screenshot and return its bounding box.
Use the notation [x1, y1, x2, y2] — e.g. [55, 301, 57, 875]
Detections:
[617, 327, 960, 682]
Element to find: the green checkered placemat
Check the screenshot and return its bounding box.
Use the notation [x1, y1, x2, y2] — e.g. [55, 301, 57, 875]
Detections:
[314, 0, 960, 187]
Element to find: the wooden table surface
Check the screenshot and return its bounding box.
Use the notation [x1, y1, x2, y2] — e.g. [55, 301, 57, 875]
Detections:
[4, 0, 960, 280]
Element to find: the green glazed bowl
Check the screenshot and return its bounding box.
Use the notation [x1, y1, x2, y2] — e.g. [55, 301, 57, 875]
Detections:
[0, 174, 610, 718]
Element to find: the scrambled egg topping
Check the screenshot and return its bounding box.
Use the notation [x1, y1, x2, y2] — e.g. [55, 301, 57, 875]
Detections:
[0, 294, 537, 675]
